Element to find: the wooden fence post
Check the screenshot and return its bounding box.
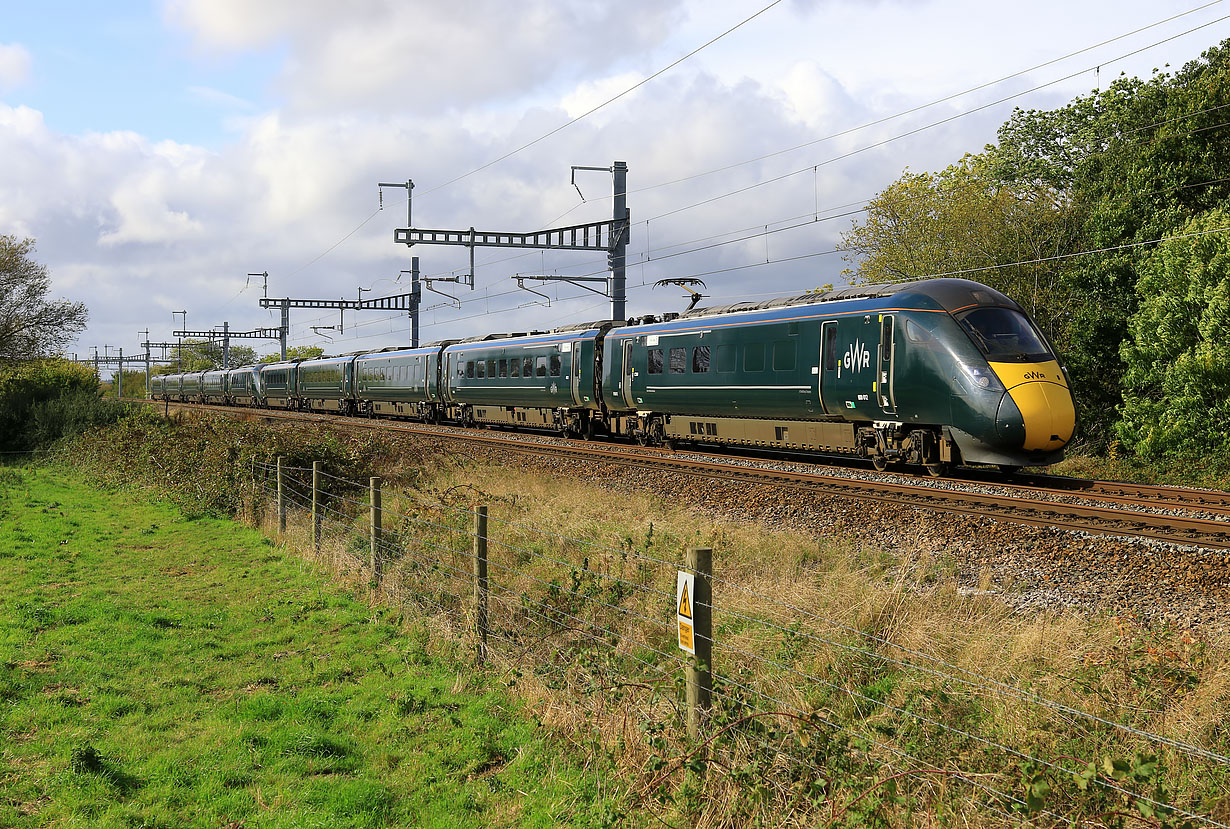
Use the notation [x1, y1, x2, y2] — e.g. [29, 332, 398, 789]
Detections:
[473, 506, 489, 665]
[312, 461, 321, 550]
[276, 455, 286, 534]
[370, 477, 383, 582]
[686, 546, 713, 741]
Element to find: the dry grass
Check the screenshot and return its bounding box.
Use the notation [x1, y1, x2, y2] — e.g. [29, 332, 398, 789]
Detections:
[240, 450, 1230, 827]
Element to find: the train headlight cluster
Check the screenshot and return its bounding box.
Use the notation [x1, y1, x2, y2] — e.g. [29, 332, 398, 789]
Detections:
[961, 363, 1004, 391]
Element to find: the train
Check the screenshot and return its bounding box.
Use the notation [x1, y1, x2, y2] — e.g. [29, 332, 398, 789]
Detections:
[151, 278, 1077, 476]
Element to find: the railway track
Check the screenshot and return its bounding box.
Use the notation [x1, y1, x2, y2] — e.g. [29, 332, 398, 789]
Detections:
[157, 401, 1230, 551]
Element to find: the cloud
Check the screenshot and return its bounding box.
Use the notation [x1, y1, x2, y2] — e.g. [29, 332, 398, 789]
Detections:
[0, 43, 31, 92]
[14, 0, 1169, 356]
[164, 0, 686, 115]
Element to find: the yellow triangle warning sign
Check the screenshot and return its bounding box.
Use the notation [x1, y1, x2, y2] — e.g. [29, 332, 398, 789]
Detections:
[678, 582, 692, 620]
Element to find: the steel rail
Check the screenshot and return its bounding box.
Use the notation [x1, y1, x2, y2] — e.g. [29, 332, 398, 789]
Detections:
[150, 401, 1230, 549]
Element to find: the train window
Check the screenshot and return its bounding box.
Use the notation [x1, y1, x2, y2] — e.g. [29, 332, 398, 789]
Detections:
[904, 318, 932, 343]
[466, 361, 475, 378]
[773, 340, 796, 371]
[647, 348, 664, 374]
[823, 325, 837, 371]
[498, 359, 508, 377]
[549, 354, 561, 376]
[744, 343, 765, 372]
[487, 359, 496, 378]
[669, 347, 685, 374]
[524, 357, 534, 377]
[477, 361, 487, 378]
[536, 356, 548, 377]
[957, 307, 1050, 361]
[716, 344, 735, 373]
[510, 358, 520, 378]
[692, 346, 710, 373]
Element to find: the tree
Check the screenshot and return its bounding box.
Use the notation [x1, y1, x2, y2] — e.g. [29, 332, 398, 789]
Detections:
[838, 154, 1078, 341]
[260, 345, 324, 362]
[986, 41, 1230, 449]
[0, 358, 110, 451]
[841, 39, 1230, 452]
[173, 340, 257, 371]
[1116, 208, 1230, 460]
[0, 236, 88, 362]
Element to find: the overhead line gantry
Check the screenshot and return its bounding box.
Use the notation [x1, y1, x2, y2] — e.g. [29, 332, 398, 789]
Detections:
[393, 160, 630, 322]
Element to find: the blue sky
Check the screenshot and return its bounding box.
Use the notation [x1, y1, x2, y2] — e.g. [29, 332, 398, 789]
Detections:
[2, 1, 282, 145]
[2, 0, 1228, 364]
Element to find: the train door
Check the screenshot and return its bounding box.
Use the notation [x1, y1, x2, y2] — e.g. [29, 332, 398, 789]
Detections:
[819, 321, 838, 414]
[570, 342, 582, 405]
[621, 339, 637, 408]
[878, 314, 896, 414]
[820, 316, 881, 419]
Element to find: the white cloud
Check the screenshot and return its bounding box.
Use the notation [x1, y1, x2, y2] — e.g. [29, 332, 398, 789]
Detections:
[7, 0, 1225, 357]
[164, 0, 686, 115]
[0, 43, 31, 92]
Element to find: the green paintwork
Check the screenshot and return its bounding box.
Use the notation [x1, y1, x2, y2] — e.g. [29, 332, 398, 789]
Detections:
[443, 331, 604, 411]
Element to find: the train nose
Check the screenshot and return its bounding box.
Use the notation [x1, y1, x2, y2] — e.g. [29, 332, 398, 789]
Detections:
[1001, 380, 1076, 451]
[989, 360, 1076, 453]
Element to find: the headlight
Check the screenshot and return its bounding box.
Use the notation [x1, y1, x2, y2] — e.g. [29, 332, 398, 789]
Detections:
[960, 363, 1004, 391]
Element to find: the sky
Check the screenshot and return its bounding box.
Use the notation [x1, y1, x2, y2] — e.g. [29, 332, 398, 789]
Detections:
[2, 0, 1229, 373]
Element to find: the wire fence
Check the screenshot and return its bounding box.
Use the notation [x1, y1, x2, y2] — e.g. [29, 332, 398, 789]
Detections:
[248, 457, 1230, 827]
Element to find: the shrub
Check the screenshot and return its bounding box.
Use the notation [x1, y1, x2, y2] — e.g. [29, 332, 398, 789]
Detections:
[0, 359, 128, 451]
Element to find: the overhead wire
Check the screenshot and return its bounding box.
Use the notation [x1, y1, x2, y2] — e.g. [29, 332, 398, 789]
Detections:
[416, 0, 786, 197]
[541, 0, 1228, 223]
[275, 20, 1230, 348]
[643, 11, 1230, 224]
[261, 0, 1226, 298]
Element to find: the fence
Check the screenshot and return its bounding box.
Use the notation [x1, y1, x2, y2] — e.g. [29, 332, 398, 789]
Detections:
[251, 456, 1230, 826]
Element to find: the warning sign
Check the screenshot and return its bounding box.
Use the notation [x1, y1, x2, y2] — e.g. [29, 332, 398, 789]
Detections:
[676, 571, 696, 655]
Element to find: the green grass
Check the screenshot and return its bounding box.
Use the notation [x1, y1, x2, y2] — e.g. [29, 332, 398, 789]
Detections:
[0, 464, 628, 828]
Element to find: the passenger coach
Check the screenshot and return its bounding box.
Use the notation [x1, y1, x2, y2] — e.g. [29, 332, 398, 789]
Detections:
[601, 278, 1075, 474]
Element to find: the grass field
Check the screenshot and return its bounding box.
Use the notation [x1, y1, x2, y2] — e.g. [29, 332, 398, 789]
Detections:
[0, 464, 628, 828]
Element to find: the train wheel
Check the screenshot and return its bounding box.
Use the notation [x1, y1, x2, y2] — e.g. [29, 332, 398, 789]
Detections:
[925, 462, 949, 478]
[872, 455, 888, 472]
[998, 464, 1021, 475]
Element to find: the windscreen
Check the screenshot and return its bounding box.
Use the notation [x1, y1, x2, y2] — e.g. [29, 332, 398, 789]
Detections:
[956, 307, 1051, 362]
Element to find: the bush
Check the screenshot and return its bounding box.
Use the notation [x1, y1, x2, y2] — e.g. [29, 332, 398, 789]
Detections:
[67, 410, 394, 518]
[1117, 209, 1230, 460]
[0, 359, 129, 452]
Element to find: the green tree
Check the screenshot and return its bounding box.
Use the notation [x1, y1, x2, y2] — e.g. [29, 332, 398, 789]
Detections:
[1116, 208, 1230, 459]
[0, 359, 126, 451]
[988, 42, 1230, 449]
[260, 345, 324, 362]
[842, 39, 1230, 453]
[838, 154, 1077, 341]
[173, 340, 257, 371]
[0, 236, 88, 362]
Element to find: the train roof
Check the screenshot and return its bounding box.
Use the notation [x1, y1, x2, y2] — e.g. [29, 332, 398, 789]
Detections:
[447, 322, 615, 350]
[673, 278, 1021, 321]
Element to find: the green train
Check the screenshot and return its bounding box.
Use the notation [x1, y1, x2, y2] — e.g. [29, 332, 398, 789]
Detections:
[153, 278, 1076, 475]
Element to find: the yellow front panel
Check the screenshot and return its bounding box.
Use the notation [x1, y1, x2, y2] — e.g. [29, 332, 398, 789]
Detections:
[988, 360, 1076, 452]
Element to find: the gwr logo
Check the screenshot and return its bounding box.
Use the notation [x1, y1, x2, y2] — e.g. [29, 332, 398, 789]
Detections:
[844, 340, 871, 374]
[1023, 370, 1046, 380]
